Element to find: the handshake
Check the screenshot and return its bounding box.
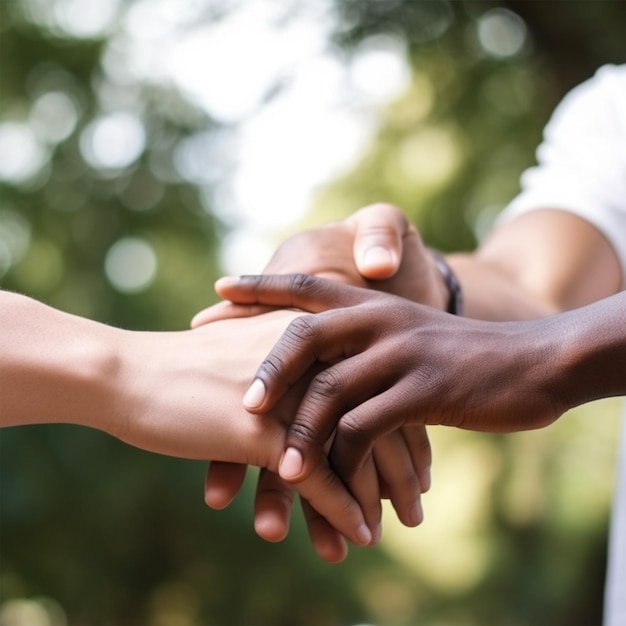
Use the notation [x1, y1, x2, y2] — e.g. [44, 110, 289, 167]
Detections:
[3, 203, 623, 564]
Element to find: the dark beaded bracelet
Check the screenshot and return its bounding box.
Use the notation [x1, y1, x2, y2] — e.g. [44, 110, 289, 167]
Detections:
[431, 251, 464, 316]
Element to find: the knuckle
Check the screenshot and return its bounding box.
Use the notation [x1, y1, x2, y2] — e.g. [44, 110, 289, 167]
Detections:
[289, 272, 320, 296]
[409, 365, 444, 396]
[289, 420, 324, 449]
[285, 315, 319, 344]
[257, 353, 288, 380]
[337, 412, 370, 449]
[309, 368, 346, 400]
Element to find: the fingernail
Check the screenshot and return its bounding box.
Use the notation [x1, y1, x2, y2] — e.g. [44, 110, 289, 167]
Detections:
[215, 276, 240, 289]
[279, 447, 303, 479]
[362, 246, 394, 270]
[356, 523, 373, 546]
[243, 379, 266, 409]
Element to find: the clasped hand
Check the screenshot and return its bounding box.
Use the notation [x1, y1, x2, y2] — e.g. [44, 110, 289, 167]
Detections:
[217, 273, 565, 484]
[193, 203, 444, 562]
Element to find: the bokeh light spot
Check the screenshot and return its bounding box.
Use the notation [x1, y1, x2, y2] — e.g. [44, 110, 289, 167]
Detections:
[29, 91, 79, 144]
[0, 210, 32, 277]
[80, 112, 145, 171]
[350, 35, 410, 104]
[0, 122, 48, 185]
[53, 0, 120, 39]
[477, 8, 528, 58]
[104, 236, 157, 293]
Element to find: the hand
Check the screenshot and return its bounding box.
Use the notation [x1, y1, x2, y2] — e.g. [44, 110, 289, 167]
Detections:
[215, 274, 567, 485]
[111, 310, 375, 551]
[196, 203, 440, 550]
[205, 464, 353, 562]
[0, 292, 373, 559]
[191, 202, 448, 327]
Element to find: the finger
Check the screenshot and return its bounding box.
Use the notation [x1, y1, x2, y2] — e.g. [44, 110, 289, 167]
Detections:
[191, 301, 278, 328]
[278, 351, 392, 483]
[342, 453, 383, 545]
[260, 369, 373, 547]
[214, 274, 369, 312]
[402, 425, 432, 493]
[372, 431, 423, 528]
[331, 382, 423, 486]
[348, 203, 409, 280]
[243, 308, 372, 414]
[204, 462, 247, 509]
[300, 499, 348, 563]
[253, 469, 295, 543]
[293, 456, 373, 547]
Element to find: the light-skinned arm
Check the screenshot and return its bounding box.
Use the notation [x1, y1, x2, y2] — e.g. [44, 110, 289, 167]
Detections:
[0, 289, 374, 558]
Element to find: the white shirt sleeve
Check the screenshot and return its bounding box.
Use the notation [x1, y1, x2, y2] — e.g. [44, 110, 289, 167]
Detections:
[498, 64, 626, 286]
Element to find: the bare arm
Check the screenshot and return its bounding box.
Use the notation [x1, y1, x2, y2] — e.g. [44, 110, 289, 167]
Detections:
[448, 209, 623, 320]
[214, 275, 626, 481]
[194, 204, 435, 558]
[0, 290, 373, 550]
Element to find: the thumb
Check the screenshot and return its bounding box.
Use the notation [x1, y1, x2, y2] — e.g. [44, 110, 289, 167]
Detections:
[349, 203, 408, 280]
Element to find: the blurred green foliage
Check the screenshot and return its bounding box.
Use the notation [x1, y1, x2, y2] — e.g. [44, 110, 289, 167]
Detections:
[1, 1, 624, 625]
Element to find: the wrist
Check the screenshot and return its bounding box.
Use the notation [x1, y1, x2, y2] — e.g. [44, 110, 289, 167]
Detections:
[0, 291, 125, 431]
[551, 295, 626, 410]
[429, 251, 463, 315]
[108, 317, 291, 462]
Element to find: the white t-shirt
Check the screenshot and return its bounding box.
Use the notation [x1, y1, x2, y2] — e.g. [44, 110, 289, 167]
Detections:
[498, 64, 626, 626]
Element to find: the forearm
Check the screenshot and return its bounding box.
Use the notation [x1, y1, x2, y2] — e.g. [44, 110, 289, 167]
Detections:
[547, 291, 626, 409]
[446, 252, 558, 320]
[0, 291, 124, 431]
[0, 289, 289, 459]
[112, 314, 295, 462]
[445, 210, 623, 321]
[0, 291, 299, 463]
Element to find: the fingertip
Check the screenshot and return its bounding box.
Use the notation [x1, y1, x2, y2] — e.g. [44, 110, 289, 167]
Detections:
[204, 484, 235, 510]
[243, 378, 266, 410]
[409, 499, 424, 527]
[306, 520, 349, 563]
[369, 523, 382, 546]
[190, 309, 210, 329]
[355, 522, 373, 547]
[279, 447, 304, 481]
[358, 246, 399, 280]
[254, 510, 290, 543]
[214, 276, 240, 291]
[190, 301, 230, 328]
[315, 537, 349, 564]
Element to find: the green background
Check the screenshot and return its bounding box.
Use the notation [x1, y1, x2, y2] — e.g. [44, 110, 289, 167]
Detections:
[1, 1, 624, 624]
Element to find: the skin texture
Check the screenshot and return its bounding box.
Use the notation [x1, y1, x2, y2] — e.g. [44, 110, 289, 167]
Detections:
[196, 204, 622, 543]
[449, 209, 622, 320]
[194, 204, 440, 558]
[0, 290, 374, 554]
[214, 275, 626, 484]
